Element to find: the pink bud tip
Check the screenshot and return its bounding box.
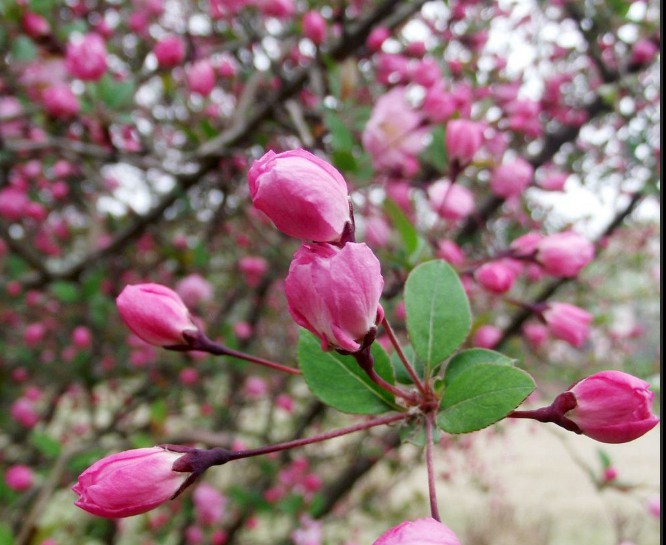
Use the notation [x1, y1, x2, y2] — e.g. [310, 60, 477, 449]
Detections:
[116, 283, 199, 347]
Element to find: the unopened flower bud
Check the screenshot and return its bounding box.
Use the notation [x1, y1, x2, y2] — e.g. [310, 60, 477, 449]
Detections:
[474, 260, 517, 294]
[116, 284, 200, 347]
[373, 518, 461, 545]
[557, 371, 659, 443]
[285, 242, 384, 352]
[154, 36, 186, 68]
[490, 158, 533, 198]
[445, 119, 484, 165]
[536, 231, 594, 278]
[302, 11, 327, 45]
[73, 447, 192, 518]
[248, 149, 350, 242]
[65, 33, 108, 81]
[543, 302, 592, 348]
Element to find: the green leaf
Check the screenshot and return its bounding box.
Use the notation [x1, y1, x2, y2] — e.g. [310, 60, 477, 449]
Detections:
[325, 110, 355, 152]
[298, 330, 398, 414]
[11, 36, 37, 62]
[405, 260, 471, 372]
[29, 0, 58, 15]
[0, 522, 14, 545]
[30, 431, 61, 458]
[422, 125, 448, 172]
[383, 199, 427, 264]
[390, 344, 425, 385]
[50, 281, 80, 303]
[443, 348, 516, 387]
[437, 364, 535, 434]
[96, 75, 135, 110]
[597, 449, 612, 470]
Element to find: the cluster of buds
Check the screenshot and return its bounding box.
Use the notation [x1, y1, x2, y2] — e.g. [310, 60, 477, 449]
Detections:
[249, 148, 385, 353]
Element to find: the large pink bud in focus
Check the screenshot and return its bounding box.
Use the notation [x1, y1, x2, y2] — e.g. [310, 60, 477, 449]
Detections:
[543, 302, 592, 348]
[72, 447, 191, 518]
[561, 371, 659, 443]
[428, 180, 474, 221]
[65, 33, 108, 81]
[536, 231, 594, 278]
[116, 284, 199, 347]
[445, 119, 484, 165]
[490, 157, 533, 198]
[285, 243, 384, 352]
[248, 149, 350, 242]
[373, 518, 461, 545]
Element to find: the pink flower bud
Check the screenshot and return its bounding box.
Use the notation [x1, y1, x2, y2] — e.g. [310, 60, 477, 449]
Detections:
[490, 158, 533, 198]
[0, 187, 29, 221]
[302, 11, 327, 45]
[42, 85, 80, 118]
[436, 240, 465, 267]
[367, 27, 390, 52]
[243, 376, 268, 398]
[536, 231, 594, 278]
[73, 447, 191, 518]
[646, 495, 660, 518]
[474, 260, 517, 294]
[472, 325, 502, 348]
[602, 466, 617, 482]
[428, 180, 474, 221]
[176, 274, 213, 308]
[445, 119, 484, 165]
[154, 36, 186, 68]
[10, 397, 39, 428]
[562, 371, 659, 443]
[630, 39, 658, 65]
[22, 12, 50, 37]
[256, 0, 295, 18]
[522, 323, 548, 349]
[5, 464, 35, 491]
[537, 170, 568, 191]
[186, 60, 216, 96]
[543, 302, 592, 348]
[239, 256, 269, 288]
[116, 284, 199, 347]
[373, 518, 461, 545]
[72, 326, 92, 348]
[65, 33, 108, 81]
[363, 215, 391, 248]
[193, 482, 227, 525]
[248, 149, 350, 242]
[510, 231, 543, 257]
[363, 86, 427, 174]
[285, 243, 384, 352]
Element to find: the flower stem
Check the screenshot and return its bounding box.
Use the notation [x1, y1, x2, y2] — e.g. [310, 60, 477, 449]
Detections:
[381, 317, 428, 397]
[228, 412, 410, 461]
[425, 413, 441, 522]
[353, 347, 418, 403]
[192, 334, 301, 375]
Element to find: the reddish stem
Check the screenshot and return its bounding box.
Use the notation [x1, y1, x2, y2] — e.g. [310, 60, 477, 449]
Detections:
[381, 317, 428, 397]
[353, 347, 419, 403]
[425, 414, 441, 522]
[192, 334, 301, 375]
[228, 412, 410, 460]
